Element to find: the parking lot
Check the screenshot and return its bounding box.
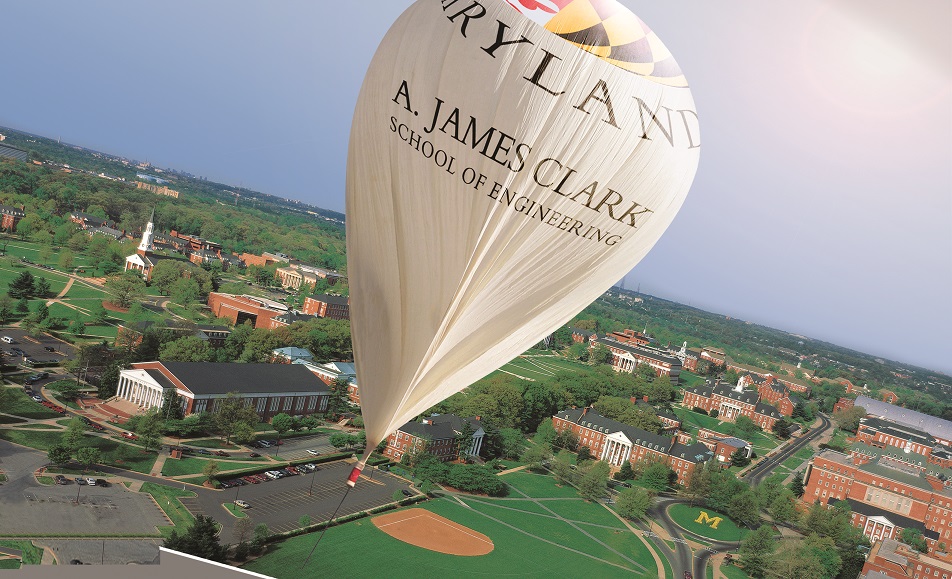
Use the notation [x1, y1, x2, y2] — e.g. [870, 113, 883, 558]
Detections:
[251, 432, 339, 461]
[0, 327, 76, 367]
[195, 460, 411, 536]
[0, 441, 168, 537]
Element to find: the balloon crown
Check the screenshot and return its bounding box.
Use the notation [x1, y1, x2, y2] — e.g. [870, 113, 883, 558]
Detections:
[505, 0, 687, 87]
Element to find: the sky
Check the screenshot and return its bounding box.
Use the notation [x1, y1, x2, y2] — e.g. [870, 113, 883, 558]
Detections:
[1, 0, 949, 374]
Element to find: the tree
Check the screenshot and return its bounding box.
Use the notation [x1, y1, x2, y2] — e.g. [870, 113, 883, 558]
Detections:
[0, 295, 13, 324]
[163, 515, 226, 562]
[521, 443, 552, 471]
[76, 447, 103, 474]
[639, 461, 675, 492]
[772, 419, 792, 439]
[552, 450, 575, 485]
[577, 445, 594, 463]
[8, 270, 35, 299]
[135, 409, 164, 452]
[34, 277, 52, 298]
[298, 514, 311, 529]
[171, 277, 201, 307]
[497, 428, 525, 460]
[15, 296, 29, 314]
[577, 460, 610, 501]
[392, 490, 406, 502]
[739, 525, 776, 579]
[271, 413, 293, 447]
[788, 471, 805, 498]
[899, 527, 928, 553]
[233, 517, 254, 545]
[61, 417, 87, 453]
[590, 343, 612, 364]
[89, 301, 109, 325]
[56, 382, 83, 401]
[614, 461, 635, 481]
[734, 415, 760, 439]
[57, 249, 75, 271]
[730, 447, 751, 468]
[214, 392, 259, 444]
[727, 489, 761, 528]
[203, 461, 220, 485]
[249, 523, 270, 555]
[832, 406, 867, 433]
[159, 336, 211, 362]
[47, 444, 72, 466]
[769, 488, 799, 524]
[616, 486, 654, 521]
[455, 420, 477, 460]
[684, 460, 717, 506]
[104, 272, 146, 309]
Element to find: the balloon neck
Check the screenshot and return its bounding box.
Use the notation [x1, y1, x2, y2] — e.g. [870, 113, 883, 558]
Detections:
[346, 451, 371, 488]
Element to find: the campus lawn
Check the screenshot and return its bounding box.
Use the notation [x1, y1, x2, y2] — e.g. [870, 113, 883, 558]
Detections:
[243, 498, 660, 578]
[0, 540, 43, 565]
[182, 438, 239, 450]
[679, 371, 709, 388]
[674, 407, 727, 432]
[0, 263, 68, 295]
[497, 355, 591, 381]
[62, 283, 110, 300]
[0, 428, 159, 474]
[0, 559, 19, 569]
[722, 563, 752, 579]
[0, 415, 27, 424]
[667, 503, 750, 543]
[0, 429, 63, 450]
[139, 482, 196, 537]
[160, 457, 258, 477]
[462, 496, 554, 517]
[0, 390, 62, 419]
[14, 424, 59, 430]
[502, 470, 584, 498]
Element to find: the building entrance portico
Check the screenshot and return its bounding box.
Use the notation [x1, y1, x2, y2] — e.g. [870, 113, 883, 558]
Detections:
[600, 432, 633, 468]
[115, 369, 174, 412]
[718, 402, 743, 421]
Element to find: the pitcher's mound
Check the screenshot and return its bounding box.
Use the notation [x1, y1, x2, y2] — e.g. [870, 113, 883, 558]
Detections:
[372, 508, 494, 556]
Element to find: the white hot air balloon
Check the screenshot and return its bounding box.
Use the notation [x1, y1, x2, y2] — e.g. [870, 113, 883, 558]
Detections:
[343, 0, 699, 487]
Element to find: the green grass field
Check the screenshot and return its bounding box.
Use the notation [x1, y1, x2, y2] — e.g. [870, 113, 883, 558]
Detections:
[495, 355, 592, 380]
[501, 471, 584, 498]
[722, 563, 751, 579]
[160, 457, 258, 477]
[139, 482, 196, 537]
[244, 496, 661, 578]
[0, 429, 157, 473]
[0, 540, 43, 565]
[0, 390, 62, 419]
[667, 504, 750, 543]
[183, 438, 239, 450]
[679, 371, 709, 387]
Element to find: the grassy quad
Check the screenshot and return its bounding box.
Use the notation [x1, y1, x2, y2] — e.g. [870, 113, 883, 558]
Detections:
[0, 389, 63, 419]
[160, 457, 259, 478]
[244, 496, 661, 578]
[0, 429, 157, 474]
[667, 503, 751, 543]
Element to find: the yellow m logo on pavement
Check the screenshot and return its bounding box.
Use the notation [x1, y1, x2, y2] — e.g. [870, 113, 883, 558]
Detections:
[695, 511, 722, 529]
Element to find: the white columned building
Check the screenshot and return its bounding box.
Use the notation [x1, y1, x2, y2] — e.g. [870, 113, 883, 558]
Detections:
[117, 368, 169, 411]
[600, 431, 634, 468]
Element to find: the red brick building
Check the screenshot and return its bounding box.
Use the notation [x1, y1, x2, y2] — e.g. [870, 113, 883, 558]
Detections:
[833, 397, 855, 414]
[681, 380, 784, 432]
[592, 334, 682, 385]
[803, 450, 952, 551]
[239, 253, 278, 268]
[0, 204, 24, 232]
[267, 311, 317, 329]
[551, 408, 713, 485]
[115, 361, 330, 421]
[693, 428, 753, 465]
[207, 293, 288, 329]
[861, 537, 952, 579]
[302, 294, 350, 320]
[569, 327, 596, 344]
[383, 414, 484, 463]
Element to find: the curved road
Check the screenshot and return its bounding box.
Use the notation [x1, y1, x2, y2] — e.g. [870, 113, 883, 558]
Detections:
[647, 413, 833, 578]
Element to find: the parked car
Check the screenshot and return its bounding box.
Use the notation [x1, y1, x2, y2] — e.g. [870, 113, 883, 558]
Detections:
[74, 477, 86, 485]
[219, 480, 234, 489]
[257, 440, 272, 448]
[31, 395, 43, 402]
[241, 476, 259, 484]
[214, 450, 230, 457]
[1, 336, 13, 344]
[306, 449, 320, 456]
[234, 500, 250, 508]
[95, 479, 108, 487]
[265, 471, 282, 480]
[54, 475, 68, 485]
[285, 466, 299, 475]
[198, 449, 211, 455]
[248, 452, 261, 458]
[121, 432, 138, 440]
[86, 477, 96, 486]
[401, 489, 413, 497]
[44, 347, 56, 353]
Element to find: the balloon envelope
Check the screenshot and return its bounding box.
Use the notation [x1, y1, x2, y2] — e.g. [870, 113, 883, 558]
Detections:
[346, 0, 700, 447]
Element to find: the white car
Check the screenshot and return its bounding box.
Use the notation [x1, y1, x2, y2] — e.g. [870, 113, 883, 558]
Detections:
[306, 449, 319, 456]
[86, 477, 96, 486]
[234, 500, 250, 508]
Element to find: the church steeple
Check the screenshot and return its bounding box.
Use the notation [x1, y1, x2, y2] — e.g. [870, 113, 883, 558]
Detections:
[137, 208, 155, 255]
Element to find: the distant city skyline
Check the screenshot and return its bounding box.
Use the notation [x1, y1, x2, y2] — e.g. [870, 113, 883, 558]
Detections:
[1, 0, 949, 374]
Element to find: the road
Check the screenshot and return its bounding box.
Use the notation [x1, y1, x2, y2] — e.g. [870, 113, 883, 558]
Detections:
[646, 414, 833, 579]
